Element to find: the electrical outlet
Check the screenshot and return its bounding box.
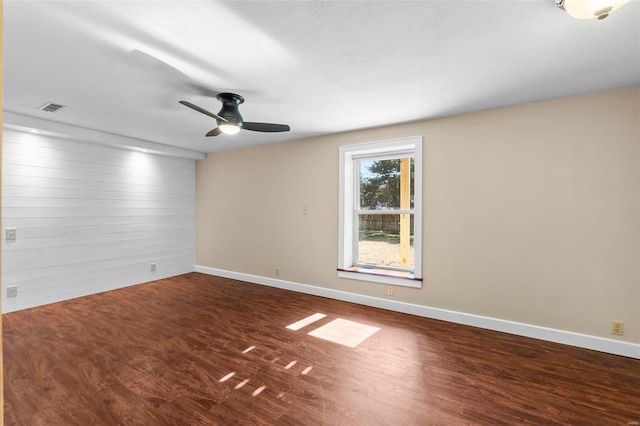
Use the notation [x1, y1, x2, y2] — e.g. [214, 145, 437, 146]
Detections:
[150, 263, 156, 272]
[275, 267, 280, 277]
[611, 321, 624, 336]
[7, 286, 17, 298]
[387, 286, 394, 296]
[6, 228, 17, 241]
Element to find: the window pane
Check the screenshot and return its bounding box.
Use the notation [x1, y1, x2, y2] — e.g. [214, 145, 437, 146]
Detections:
[359, 158, 414, 210]
[357, 214, 414, 268]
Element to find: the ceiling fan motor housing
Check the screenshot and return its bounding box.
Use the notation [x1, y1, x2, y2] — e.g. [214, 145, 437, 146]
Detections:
[179, 93, 290, 136]
[216, 92, 244, 126]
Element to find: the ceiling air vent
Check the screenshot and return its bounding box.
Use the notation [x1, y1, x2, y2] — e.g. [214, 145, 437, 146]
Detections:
[38, 102, 65, 112]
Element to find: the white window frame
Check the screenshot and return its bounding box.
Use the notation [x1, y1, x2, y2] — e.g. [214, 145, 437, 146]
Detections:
[338, 136, 422, 288]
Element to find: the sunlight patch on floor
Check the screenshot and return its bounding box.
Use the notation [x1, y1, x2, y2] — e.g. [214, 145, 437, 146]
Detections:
[252, 385, 266, 397]
[285, 360, 297, 369]
[219, 372, 235, 382]
[286, 313, 327, 331]
[235, 378, 250, 390]
[222, 345, 316, 401]
[308, 318, 380, 348]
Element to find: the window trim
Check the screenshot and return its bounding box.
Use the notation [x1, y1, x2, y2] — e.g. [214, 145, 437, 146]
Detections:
[338, 136, 423, 288]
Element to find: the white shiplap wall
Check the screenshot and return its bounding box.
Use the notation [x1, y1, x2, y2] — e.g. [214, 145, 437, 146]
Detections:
[2, 128, 197, 312]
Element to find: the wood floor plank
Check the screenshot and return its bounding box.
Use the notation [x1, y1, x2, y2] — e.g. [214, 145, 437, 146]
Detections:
[3, 272, 640, 425]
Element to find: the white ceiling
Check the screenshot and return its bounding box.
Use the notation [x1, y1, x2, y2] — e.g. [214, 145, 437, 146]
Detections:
[4, 0, 639, 154]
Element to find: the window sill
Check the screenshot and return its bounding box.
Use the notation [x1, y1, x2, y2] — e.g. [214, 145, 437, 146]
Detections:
[337, 267, 422, 288]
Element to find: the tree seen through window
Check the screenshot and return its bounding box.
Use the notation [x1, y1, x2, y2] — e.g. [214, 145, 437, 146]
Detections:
[357, 158, 414, 268]
[359, 159, 414, 210]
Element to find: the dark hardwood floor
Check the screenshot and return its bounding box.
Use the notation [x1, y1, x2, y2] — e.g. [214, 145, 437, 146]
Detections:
[4, 272, 639, 425]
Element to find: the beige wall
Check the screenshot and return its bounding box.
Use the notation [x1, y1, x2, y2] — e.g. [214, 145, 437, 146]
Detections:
[197, 86, 640, 344]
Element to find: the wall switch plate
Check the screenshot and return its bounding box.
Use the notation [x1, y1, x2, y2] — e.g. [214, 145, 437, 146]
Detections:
[6, 228, 17, 241]
[7, 286, 18, 298]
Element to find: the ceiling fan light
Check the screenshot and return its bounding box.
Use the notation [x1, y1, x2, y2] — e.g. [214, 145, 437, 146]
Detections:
[557, 0, 630, 19]
[219, 123, 241, 135]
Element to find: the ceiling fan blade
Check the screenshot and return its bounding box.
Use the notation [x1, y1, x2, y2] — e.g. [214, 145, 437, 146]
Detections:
[242, 122, 290, 133]
[206, 128, 222, 137]
[179, 101, 228, 122]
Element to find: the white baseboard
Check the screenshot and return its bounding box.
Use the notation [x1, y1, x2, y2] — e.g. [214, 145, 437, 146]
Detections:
[195, 265, 640, 359]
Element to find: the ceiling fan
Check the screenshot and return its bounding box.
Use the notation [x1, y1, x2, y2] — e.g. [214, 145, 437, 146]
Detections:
[179, 93, 290, 137]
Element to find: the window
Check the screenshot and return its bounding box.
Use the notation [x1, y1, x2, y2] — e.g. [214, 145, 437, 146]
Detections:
[338, 136, 422, 287]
